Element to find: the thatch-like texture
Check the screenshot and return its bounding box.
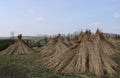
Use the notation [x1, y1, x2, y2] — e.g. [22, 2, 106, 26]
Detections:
[79, 31, 84, 41]
[93, 29, 118, 55]
[41, 34, 69, 58]
[0, 34, 36, 56]
[63, 36, 73, 47]
[42, 30, 118, 78]
[107, 36, 117, 46]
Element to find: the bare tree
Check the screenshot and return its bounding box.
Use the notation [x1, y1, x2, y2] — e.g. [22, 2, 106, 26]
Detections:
[10, 31, 15, 39]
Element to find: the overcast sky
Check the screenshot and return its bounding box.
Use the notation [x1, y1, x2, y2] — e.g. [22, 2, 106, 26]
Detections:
[0, 0, 120, 36]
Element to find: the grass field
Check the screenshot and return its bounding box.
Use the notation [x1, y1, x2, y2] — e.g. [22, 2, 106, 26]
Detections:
[0, 43, 120, 78]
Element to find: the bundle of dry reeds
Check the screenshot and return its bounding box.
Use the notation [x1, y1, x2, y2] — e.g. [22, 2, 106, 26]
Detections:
[63, 36, 73, 47]
[41, 34, 69, 58]
[93, 29, 118, 55]
[42, 30, 118, 78]
[0, 34, 36, 56]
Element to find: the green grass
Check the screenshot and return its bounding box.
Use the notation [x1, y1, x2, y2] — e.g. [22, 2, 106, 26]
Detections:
[0, 42, 120, 78]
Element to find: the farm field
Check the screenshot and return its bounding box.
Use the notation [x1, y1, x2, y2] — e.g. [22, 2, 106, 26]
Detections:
[0, 0, 120, 78]
[0, 42, 120, 78]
